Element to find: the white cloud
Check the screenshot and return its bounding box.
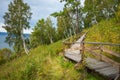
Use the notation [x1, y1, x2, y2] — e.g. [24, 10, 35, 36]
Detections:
[24, 0, 64, 27]
[23, 28, 33, 34]
[0, 22, 33, 34]
[0, 23, 6, 32]
[0, 0, 64, 27]
[0, 0, 63, 33]
[81, 0, 85, 7]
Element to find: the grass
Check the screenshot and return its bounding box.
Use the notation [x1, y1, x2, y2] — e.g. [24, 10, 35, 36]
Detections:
[85, 18, 120, 51]
[84, 18, 120, 62]
[0, 40, 105, 80]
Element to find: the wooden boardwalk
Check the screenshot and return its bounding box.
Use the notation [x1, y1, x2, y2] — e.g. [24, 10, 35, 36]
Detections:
[64, 33, 86, 62]
[64, 33, 120, 80]
[86, 57, 119, 79]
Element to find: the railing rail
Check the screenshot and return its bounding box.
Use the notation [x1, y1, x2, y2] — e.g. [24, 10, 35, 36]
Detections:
[63, 32, 120, 76]
[63, 41, 120, 46]
[83, 42, 120, 46]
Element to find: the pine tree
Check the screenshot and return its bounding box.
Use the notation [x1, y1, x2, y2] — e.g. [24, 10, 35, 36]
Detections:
[3, 0, 32, 54]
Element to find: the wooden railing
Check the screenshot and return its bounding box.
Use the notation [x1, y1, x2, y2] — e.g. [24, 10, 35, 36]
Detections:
[63, 33, 120, 76]
[84, 42, 120, 65]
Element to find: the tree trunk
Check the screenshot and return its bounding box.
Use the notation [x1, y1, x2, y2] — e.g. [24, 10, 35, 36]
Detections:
[48, 34, 53, 44]
[21, 34, 29, 55]
[76, 5, 79, 34]
[19, 4, 29, 55]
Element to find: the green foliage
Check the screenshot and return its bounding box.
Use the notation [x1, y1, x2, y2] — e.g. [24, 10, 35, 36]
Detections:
[3, 0, 32, 53]
[30, 17, 57, 48]
[0, 48, 13, 65]
[0, 41, 103, 80]
[52, 0, 84, 37]
[83, 0, 119, 27]
[30, 19, 46, 48]
[57, 15, 73, 39]
[115, 5, 120, 23]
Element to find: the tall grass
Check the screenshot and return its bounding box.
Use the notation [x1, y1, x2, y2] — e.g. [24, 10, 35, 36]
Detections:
[84, 18, 120, 63]
[0, 40, 105, 80]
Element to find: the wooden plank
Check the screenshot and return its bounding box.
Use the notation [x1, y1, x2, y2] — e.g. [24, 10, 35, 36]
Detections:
[86, 57, 119, 79]
[65, 53, 81, 62]
[101, 47, 120, 57]
[71, 33, 87, 49]
[85, 47, 120, 67]
[65, 49, 80, 55]
[86, 58, 111, 69]
[87, 62, 111, 70]
[96, 66, 119, 78]
[63, 32, 87, 46]
[64, 50, 81, 62]
[64, 33, 87, 62]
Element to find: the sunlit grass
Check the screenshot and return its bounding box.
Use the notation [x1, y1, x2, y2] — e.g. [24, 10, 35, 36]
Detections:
[0, 40, 105, 80]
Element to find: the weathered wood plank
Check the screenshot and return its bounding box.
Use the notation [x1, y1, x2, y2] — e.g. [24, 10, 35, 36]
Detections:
[87, 62, 111, 70]
[65, 49, 80, 55]
[86, 58, 111, 69]
[101, 47, 120, 57]
[85, 47, 120, 67]
[86, 57, 119, 79]
[71, 33, 87, 49]
[65, 51, 81, 62]
[96, 66, 119, 78]
[64, 33, 87, 62]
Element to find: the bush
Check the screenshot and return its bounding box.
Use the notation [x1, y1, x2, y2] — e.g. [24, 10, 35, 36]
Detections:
[0, 48, 13, 65]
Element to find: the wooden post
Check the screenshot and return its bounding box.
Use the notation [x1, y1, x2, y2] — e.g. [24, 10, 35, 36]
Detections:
[80, 41, 85, 63]
[99, 45, 103, 61]
[80, 41, 86, 80]
[119, 65, 120, 76]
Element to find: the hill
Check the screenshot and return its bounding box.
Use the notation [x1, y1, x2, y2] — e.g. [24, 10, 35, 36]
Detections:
[0, 40, 105, 80]
[0, 13, 120, 80]
[84, 18, 120, 63]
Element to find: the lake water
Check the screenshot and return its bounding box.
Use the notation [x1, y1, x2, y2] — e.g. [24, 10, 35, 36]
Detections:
[0, 32, 29, 50]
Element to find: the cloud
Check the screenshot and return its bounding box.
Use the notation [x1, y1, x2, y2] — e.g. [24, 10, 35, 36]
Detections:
[0, 0, 85, 29]
[0, 23, 6, 32]
[0, 0, 64, 28]
[0, 22, 33, 34]
[81, 0, 85, 7]
[23, 29, 33, 34]
[23, 0, 64, 27]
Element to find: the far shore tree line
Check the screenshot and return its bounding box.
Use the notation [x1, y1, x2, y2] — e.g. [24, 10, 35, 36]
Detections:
[2, 0, 120, 55]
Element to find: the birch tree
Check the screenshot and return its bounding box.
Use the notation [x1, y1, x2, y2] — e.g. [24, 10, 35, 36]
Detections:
[3, 0, 32, 54]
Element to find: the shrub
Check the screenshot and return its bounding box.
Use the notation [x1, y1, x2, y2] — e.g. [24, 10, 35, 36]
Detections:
[0, 48, 13, 65]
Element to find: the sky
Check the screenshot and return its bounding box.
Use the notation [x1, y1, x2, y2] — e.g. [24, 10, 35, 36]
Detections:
[0, 0, 85, 34]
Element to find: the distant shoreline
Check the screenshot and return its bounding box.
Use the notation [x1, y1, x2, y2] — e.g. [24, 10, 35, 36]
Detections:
[0, 32, 30, 50]
[0, 32, 31, 35]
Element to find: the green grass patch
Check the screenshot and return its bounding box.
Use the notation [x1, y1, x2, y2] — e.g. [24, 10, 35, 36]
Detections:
[0, 40, 105, 80]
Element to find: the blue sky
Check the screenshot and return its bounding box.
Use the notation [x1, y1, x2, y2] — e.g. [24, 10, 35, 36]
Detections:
[0, 0, 84, 33]
[0, 0, 64, 33]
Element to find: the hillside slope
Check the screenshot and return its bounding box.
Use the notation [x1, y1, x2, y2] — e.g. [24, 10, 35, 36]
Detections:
[0, 12, 120, 80]
[0, 41, 104, 80]
[84, 17, 120, 63]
